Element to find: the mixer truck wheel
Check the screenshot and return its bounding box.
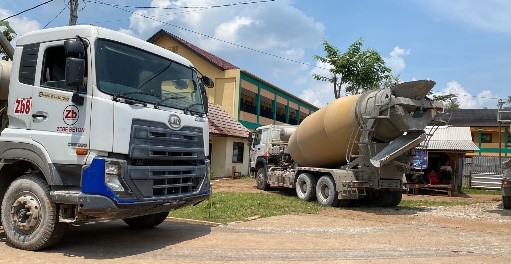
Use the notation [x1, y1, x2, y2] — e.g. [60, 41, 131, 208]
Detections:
[256, 168, 270, 191]
[295, 173, 316, 201]
[503, 196, 511, 209]
[315, 175, 339, 207]
[377, 190, 402, 207]
[1, 173, 67, 250]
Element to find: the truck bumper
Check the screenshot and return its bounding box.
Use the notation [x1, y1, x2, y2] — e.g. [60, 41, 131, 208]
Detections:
[51, 191, 209, 220]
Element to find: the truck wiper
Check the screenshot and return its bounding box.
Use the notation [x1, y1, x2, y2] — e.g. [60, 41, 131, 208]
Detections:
[154, 95, 186, 109]
[112, 90, 157, 101]
[183, 103, 204, 115]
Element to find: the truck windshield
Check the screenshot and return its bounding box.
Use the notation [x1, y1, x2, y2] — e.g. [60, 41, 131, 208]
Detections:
[95, 39, 204, 113]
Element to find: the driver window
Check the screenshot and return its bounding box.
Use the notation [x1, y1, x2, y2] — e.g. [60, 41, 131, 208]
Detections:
[41, 45, 87, 93]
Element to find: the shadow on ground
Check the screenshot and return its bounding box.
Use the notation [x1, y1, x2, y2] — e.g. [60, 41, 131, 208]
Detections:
[0, 219, 212, 259]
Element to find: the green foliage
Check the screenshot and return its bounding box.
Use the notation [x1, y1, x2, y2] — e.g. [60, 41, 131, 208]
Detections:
[171, 192, 324, 224]
[313, 39, 393, 98]
[0, 21, 15, 61]
[431, 93, 460, 109]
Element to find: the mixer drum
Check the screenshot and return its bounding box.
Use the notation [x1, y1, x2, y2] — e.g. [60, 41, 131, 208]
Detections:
[287, 94, 361, 168]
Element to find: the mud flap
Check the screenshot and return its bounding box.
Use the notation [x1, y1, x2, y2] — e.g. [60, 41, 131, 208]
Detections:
[370, 131, 426, 168]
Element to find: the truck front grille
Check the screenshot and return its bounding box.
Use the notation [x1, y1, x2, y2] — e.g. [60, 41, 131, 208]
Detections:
[127, 119, 206, 200]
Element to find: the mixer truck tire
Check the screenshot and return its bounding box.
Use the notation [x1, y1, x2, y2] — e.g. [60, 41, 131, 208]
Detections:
[377, 190, 402, 207]
[123, 211, 169, 228]
[295, 173, 316, 201]
[256, 168, 270, 191]
[315, 175, 339, 207]
[503, 196, 511, 209]
[1, 173, 67, 251]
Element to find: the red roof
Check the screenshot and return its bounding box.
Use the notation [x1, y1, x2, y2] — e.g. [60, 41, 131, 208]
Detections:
[208, 103, 249, 138]
[148, 29, 238, 71]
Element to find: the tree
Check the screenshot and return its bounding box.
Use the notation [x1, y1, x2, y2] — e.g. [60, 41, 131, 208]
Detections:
[0, 21, 15, 61]
[432, 93, 460, 109]
[313, 39, 392, 98]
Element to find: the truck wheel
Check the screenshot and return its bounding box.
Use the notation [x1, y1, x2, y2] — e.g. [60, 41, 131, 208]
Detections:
[315, 175, 339, 207]
[503, 196, 511, 209]
[123, 211, 169, 228]
[256, 168, 270, 191]
[295, 173, 316, 201]
[377, 190, 402, 207]
[1, 173, 67, 250]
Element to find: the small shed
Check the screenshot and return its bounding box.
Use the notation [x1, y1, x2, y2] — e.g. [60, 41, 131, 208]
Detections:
[409, 126, 479, 195]
[426, 126, 479, 191]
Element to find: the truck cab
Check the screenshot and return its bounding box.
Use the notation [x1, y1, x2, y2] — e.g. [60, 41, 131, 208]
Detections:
[0, 25, 212, 250]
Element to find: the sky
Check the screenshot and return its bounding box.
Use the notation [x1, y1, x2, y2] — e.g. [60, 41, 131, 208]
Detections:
[1, 0, 510, 108]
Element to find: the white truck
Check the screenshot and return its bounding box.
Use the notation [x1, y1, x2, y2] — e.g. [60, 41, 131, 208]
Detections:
[0, 25, 213, 250]
[250, 81, 443, 207]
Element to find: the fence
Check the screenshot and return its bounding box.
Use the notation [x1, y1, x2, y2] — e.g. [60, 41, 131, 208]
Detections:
[464, 156, 510, 189]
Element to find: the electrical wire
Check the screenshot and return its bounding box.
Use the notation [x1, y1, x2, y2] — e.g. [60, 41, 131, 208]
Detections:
[88, 0, 324, 69]
[135, 0, 276, 10]
[1, 0, 55, 21]
[43, 6, 67, 29]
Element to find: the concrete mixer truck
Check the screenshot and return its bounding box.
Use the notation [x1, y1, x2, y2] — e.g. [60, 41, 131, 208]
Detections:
[250, 81, 443, 207]
[0, 25, 213, 250]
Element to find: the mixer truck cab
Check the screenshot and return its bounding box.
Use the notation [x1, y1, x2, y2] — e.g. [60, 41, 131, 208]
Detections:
[249, 124, 297, 173]
[0, 25, 213, 250]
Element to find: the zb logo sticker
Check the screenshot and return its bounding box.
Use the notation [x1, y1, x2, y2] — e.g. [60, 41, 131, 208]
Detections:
[63, 105, 79, 125]
[14, 98, 31, 115]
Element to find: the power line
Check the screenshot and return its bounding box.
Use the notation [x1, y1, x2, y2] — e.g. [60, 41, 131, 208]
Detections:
[135, 0, 276, 10]
[88, 0, 324, 69]
[83, 0, 275, 10]
[1, 0, 55, 21]
[43, 6, 66, 28]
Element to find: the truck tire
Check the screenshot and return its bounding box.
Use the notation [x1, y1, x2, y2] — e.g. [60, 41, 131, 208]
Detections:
[123, 211, 169, 228]
[1, 173, 67, 250]
[503, 196, 511, 209]
[256, 167, 270, 191]
[315, 175, 339, 207]
[377, 190, 402, 207]
[295, 173, 316, 201]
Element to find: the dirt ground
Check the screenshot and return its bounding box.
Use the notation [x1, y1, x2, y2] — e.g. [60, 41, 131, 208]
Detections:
[0, 178, 510, 263]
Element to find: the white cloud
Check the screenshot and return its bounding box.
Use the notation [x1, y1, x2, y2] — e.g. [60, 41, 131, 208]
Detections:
[299, 61, 335, 107]
[214, 16, 254, 43]
[433, 81, 500, 109]
[0, 8, 41, 39]
[384, 46, 411, 74]
[420, 0, 511, 34]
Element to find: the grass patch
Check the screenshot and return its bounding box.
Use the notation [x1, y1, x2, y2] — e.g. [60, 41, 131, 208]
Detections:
[171, 192, 324, 224]
[459, 187, 501, 196]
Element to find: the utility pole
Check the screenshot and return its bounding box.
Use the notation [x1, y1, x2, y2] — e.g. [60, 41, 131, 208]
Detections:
[69, 0, 79, 26]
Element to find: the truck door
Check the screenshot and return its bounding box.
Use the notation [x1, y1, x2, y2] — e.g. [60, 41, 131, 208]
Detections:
[250, 128, 267, 169]
[30, 41, 91, 166]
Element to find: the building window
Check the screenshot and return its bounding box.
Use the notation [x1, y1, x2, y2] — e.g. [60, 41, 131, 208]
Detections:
[481, 133, 492, 143]
[241, 89, 257, 115]
[232, 142, 244, 163]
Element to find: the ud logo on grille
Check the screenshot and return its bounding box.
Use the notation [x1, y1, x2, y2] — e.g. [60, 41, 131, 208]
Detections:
[168, 114, 181, 129]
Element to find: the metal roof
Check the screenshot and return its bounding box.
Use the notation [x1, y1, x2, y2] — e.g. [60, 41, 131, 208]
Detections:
[423, 126, 479, 151]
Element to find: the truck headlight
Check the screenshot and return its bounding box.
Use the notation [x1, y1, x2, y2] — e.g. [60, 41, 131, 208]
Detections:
[104, 159, 134, 199]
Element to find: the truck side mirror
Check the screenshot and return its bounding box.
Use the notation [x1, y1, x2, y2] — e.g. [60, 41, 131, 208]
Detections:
[64, 39, 85, 105]
[200, 76, 214, 88]
[200, 83, 208, 114]
[248, 132, 253, 144]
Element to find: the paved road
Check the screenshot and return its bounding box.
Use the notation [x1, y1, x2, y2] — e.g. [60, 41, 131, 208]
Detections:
[1, 204, 510, 264]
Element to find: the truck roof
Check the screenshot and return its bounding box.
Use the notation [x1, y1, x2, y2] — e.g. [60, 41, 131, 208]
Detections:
[16, 25, 193, 68]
